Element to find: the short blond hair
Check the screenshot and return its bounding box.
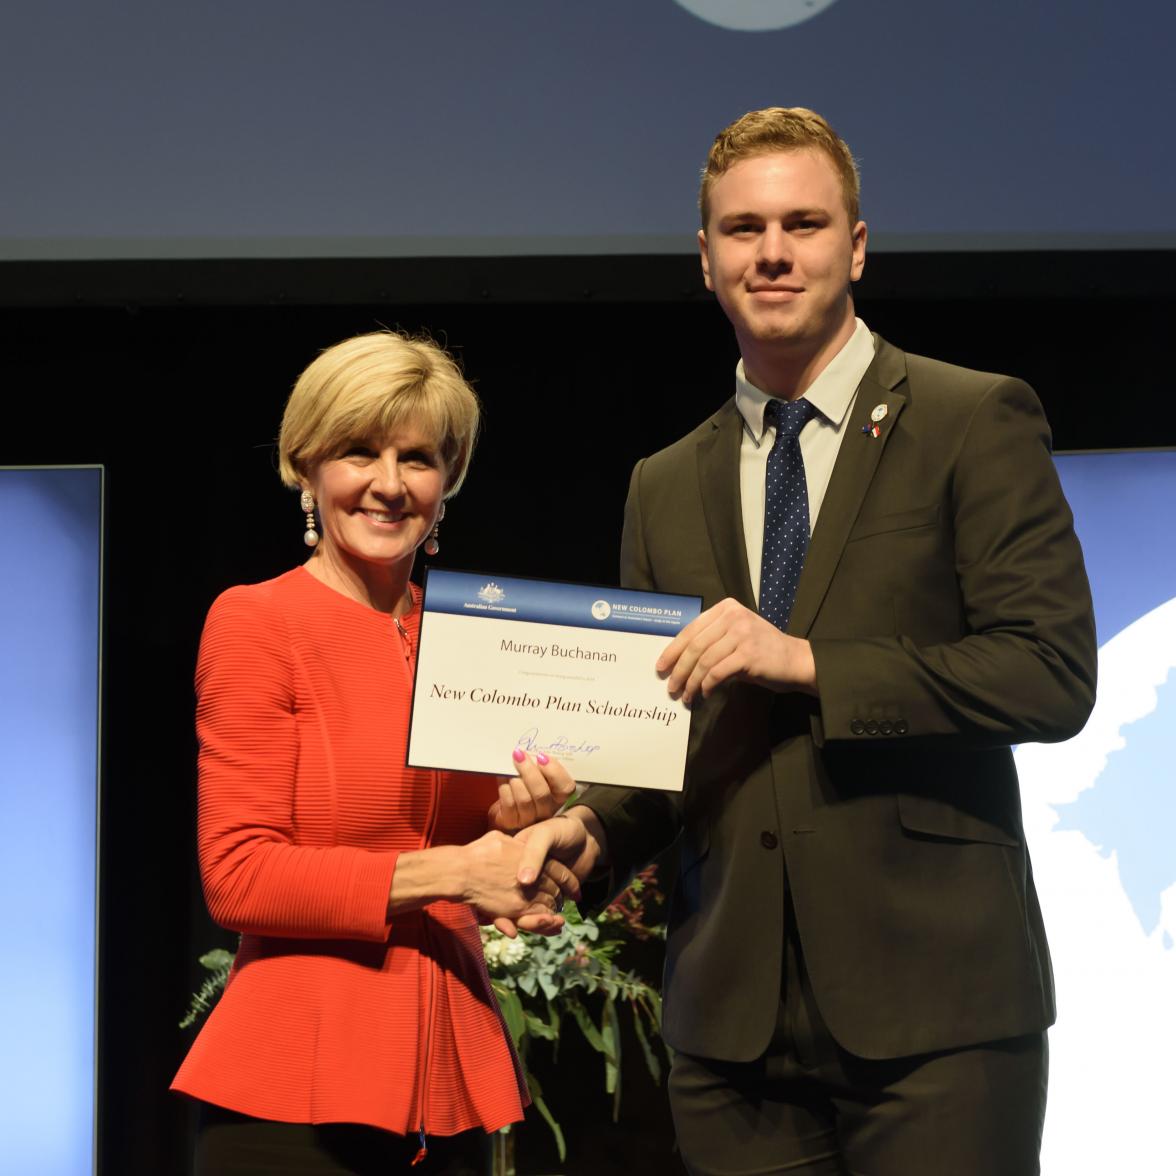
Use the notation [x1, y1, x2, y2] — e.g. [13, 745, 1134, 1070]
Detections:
[278, 330, 480, 495]
[699, 106, 860, 228]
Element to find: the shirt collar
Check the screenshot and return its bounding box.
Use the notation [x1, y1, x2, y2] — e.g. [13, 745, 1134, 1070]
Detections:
[735, 318, 877, 444]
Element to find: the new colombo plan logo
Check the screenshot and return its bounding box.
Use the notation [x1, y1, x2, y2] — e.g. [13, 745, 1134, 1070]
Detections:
[672, 0, 839, 32]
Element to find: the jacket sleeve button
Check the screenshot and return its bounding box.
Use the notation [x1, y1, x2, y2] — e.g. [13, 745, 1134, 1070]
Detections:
[895, 719, 909, 735]
[865, 720, 879, 735]
[850, 719, 865, 735]
[879, 720, 893, 735]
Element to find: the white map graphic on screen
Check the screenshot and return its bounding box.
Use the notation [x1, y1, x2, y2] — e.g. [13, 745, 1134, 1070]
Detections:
[1054, 659, 1174, 946]
[1016, 593, 1176, 1173]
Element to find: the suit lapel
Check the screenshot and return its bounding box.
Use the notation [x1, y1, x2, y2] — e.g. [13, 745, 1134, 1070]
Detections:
[790, 336, 909, 636]
[696, 400, 757, 609]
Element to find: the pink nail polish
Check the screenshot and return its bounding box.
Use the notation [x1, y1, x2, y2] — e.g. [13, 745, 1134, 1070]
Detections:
[536, 752, 550, 766]
[512, 747, 526, 763]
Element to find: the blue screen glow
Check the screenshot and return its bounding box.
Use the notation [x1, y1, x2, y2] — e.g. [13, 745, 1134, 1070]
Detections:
[0, 467, 101, 1175]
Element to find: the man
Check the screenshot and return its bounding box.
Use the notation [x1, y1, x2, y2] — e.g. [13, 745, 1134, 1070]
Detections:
[518, 107, 1096, 1175]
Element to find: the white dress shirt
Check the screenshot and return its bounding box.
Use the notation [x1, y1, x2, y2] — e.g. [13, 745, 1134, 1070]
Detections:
[736, 318, 876, 605]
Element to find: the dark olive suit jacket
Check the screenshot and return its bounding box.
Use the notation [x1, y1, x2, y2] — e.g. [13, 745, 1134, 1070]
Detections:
[580, 335, 1096, 1064]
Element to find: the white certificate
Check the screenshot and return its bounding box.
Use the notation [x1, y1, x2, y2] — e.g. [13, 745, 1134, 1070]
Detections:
[407, 571, 701, 791]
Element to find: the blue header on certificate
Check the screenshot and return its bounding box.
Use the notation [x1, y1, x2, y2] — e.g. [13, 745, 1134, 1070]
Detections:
[422, 570, 701, 637]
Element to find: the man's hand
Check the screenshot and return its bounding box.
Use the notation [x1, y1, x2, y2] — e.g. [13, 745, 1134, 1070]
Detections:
[656, 597, 818, 704]
[514, 808, 605, 893]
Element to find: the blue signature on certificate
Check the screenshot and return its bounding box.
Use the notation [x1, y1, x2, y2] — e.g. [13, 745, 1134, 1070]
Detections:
[516, 727, 601, 757]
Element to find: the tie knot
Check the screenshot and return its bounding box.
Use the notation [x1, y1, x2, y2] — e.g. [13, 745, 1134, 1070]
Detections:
[765, 397, 816, 439]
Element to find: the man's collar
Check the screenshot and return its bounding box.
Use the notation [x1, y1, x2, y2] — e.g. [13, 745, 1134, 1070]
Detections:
[735, 319, 876, 443]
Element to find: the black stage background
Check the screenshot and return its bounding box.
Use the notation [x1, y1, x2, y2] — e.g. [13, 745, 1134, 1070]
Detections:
[2, 252, 1172, 1174]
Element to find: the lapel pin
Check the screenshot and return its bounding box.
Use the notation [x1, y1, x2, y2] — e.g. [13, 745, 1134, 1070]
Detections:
[862, 402, 887, 439]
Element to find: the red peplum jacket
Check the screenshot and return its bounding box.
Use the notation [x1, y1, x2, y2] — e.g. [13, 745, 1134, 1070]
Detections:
[171, 568, 527, 1136]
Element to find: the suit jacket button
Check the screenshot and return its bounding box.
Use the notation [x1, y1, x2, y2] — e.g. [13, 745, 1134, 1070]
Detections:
[879, 720, 893, 735]
[895, 719, 909, 735]
[865, 720, 879, 735]
[760, 830, 779, 850]
[850, 719, 865, 735]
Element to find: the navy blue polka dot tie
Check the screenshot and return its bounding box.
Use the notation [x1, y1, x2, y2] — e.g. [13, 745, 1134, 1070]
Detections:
[759, 397, 816, 631]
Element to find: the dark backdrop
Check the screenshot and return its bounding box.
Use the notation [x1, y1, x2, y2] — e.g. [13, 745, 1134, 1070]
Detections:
[1, 251, 1172, 1174]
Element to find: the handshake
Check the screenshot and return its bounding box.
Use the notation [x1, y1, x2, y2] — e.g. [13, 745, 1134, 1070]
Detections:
[388, 747, 606, 935]
[474, 747, 607, 937]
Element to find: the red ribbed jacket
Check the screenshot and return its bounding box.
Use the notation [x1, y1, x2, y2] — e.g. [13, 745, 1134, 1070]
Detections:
[171, 568, 527, 1135]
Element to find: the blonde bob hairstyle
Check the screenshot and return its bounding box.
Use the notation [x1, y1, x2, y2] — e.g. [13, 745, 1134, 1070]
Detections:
[277, 330, 480, 496]
[699, 106, 861, 229]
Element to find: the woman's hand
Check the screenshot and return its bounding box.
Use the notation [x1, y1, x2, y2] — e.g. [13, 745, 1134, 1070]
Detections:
[388, 826, 581, 936]
[487, 748, 577, 833]
[459, 830, 581, 938]
[391, 753, 584, 938]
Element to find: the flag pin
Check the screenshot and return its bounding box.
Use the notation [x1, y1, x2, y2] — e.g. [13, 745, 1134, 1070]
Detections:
[862, 403, 887, 439]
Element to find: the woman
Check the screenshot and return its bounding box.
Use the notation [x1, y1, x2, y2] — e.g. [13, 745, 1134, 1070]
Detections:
[172, 330, 576, 1174]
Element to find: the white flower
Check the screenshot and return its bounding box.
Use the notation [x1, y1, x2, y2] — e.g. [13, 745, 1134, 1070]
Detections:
[482, 934, 506, 967]
[480, 927, 531, 969]
[499, 938, 531, 966]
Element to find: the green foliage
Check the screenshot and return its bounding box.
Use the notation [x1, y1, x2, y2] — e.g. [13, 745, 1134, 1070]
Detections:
[480, 868, 670, 1160]
[178, 946, 236, 1029]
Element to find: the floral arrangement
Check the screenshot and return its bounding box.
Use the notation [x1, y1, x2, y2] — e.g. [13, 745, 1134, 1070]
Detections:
[482, 867, 670, 1161]
[182, 867, 669, 1165]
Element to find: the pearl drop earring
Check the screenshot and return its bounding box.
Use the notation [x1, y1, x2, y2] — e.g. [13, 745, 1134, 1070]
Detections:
[424, 502, 445, 556]
[300, 489, 319, 548]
